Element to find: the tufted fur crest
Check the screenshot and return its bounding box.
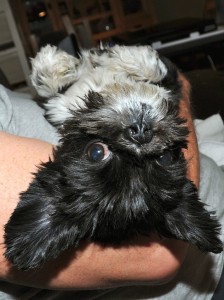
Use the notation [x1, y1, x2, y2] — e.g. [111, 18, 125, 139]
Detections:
[31, 45, 169, 125]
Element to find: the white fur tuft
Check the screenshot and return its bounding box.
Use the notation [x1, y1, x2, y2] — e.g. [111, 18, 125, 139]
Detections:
[31, 45, 81, 97]
[87, 45, 167, 82]
[30, 45, 171, 125]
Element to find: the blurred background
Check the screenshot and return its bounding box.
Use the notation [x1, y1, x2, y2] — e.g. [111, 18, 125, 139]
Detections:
[0, 0, 224, 119]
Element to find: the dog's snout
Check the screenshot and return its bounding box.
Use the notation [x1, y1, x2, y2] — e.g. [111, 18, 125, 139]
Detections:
[126, 122, 153, 144]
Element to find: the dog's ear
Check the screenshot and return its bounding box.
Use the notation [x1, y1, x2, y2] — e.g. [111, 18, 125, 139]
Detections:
[163, 182, 223, 253]
[31, 45, 81, 97]
[4, 160, 82, 270]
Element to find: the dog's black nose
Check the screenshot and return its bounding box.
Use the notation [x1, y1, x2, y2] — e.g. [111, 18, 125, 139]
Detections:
[125, 122, 153, 144]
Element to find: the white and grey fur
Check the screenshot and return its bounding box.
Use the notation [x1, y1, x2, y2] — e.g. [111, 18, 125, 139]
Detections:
[4, 44, 222, 270]
[31, 45, 170, 126]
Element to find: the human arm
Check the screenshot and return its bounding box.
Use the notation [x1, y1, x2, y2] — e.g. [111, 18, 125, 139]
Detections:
[179, 72, 200, 188]
[0, 74, 198, 290]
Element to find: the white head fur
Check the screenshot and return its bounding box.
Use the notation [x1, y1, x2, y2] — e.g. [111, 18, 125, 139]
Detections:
[31, 45, 169, 125]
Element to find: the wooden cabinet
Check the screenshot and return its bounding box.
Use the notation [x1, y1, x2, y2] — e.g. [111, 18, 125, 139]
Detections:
[44, 0, 156, 47]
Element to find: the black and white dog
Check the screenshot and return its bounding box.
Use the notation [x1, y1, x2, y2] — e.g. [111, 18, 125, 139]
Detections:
[4, 45, 223, 270]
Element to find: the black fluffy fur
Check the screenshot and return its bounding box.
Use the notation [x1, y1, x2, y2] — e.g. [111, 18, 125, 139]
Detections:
[4, 52, 223, 270]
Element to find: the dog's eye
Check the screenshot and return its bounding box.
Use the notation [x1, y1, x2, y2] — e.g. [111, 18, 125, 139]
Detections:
[156, 150, 174, 166]
[86, 142, 111, 162]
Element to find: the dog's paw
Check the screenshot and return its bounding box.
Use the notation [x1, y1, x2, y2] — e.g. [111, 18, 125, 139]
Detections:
[31, 45, 80, 97]
[88, 45, 168, 83]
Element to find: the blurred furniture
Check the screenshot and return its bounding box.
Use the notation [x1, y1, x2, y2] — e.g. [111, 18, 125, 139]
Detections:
[153, 27, 224, 56]
[0, 0, 31, 90]
[43, 0, 156, 46]
[9, 0, 219, 56]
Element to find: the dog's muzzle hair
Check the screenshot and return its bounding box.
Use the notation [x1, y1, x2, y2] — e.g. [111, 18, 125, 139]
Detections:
[4, 45, 223, 270]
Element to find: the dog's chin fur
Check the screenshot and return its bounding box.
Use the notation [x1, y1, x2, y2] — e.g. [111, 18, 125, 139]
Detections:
[4, 45, 223, 270]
